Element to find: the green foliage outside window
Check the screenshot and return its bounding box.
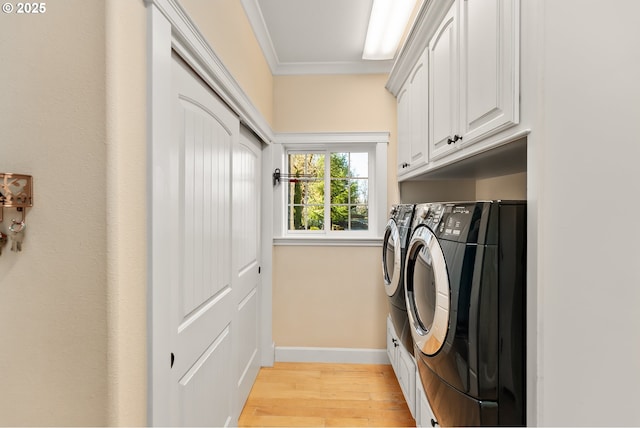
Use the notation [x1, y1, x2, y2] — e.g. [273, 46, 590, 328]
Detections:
[288, 152, 368, 231]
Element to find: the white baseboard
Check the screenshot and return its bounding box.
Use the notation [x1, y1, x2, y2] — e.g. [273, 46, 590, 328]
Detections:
[274, 346, 390, 364]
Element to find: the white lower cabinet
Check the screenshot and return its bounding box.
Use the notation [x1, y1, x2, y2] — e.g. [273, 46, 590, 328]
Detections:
[415, 370, 438, 427]
[387, 315, 416, 419]
[387, 315, 439, 427]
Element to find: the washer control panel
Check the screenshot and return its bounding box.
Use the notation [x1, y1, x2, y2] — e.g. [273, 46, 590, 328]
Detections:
[425, 203, 445, 231]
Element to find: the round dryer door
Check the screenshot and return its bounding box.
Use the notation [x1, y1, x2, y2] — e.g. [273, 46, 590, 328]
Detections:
[382, 219, 402, 297]
[405, 225, 450, 356]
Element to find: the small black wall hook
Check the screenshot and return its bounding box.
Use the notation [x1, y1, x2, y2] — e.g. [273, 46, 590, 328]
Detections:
[273, 168, 281, 186]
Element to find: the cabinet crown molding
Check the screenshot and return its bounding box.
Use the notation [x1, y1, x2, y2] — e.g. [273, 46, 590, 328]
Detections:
[386, 0, 454, 96]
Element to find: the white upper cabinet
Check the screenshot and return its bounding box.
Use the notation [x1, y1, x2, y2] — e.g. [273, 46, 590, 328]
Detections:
[397, 49, 429, 176]
[430, 0, 519, 161]
[409, 54, 428, 170]
[389, 0, 521, 180]
[397, 87, 411, 173]
[429, 3, 459, 161]
[459, 0, 519, 146]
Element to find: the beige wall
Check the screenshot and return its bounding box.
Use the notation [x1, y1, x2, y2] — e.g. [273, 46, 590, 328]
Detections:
[180, 0, 274, 126]
[476, 172, 527, 200]
[273, 246, 387, 348]
[273, 75, 394, 131]
[105, 0, 147, 425]
[398, 172, 527, 203]
[400, 179, 476, 203]
[0, 1, 108, 425]
[273, 75, 397, 349]
[0, 0, 148, 425]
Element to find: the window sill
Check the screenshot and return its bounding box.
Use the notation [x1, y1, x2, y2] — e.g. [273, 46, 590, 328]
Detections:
[273, 236, 383, 247]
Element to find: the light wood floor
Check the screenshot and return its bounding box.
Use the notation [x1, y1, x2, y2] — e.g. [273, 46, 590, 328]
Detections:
[238, 362, 415, 427]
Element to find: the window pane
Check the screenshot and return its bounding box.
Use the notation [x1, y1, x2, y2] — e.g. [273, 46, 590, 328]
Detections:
[330, 153, 349, 179]
[288, 181, 301, 205]
[330, 152, 368, 178]
[330, 206, 349, 230]
[288, 153, 324, 177]
[287, 153, 325, 231]
[288, 181, 324, 205]
[307, 205, 324, 230]
[350, 205, 369, 230]
[331, 179, 369, 204]
[288, 205, 324, 231]
[330, 205, 369, 231]
[350, 179, 368, 204]
[349, 152, 368, 177]
[330, 179, 349, 204]
[289, 205, 304, 230]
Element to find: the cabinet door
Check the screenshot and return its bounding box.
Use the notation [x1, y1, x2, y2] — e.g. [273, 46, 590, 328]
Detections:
[387, 316, 396, 364]
[388, 316, 417, 418]
[397, 87, 412, 175]
[397, 346, 417, 418]
[416, 375, 438, 427]
[459, 0, 519, 145]
[409, 50, 428, 168]
[429, 3, 459, 161]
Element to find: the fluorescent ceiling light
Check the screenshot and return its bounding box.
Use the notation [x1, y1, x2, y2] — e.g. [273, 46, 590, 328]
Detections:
[363, 0, 416, 60]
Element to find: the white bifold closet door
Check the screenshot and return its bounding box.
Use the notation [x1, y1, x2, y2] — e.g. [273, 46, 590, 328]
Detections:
[169, 52, 261, 427]
[232, 127, 262, 416]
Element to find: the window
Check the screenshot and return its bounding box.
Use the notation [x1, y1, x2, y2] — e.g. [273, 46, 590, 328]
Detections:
[287, 151, 369, 232]
[274, 132, 388, 245]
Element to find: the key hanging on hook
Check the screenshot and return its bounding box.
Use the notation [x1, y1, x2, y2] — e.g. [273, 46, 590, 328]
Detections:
[9, 218, 26, 252]
[0, 173, 33, 253]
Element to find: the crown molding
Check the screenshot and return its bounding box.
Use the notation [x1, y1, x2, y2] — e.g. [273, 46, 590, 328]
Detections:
[240, 0, 280, 74]
[274, 60, 393, 76]
[146, 0, 275, 144]
[240, 0, 393, 75]
[386, 0, 454, 95]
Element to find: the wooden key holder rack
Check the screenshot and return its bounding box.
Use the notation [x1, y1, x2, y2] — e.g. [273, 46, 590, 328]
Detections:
[0, 173, 33, 224]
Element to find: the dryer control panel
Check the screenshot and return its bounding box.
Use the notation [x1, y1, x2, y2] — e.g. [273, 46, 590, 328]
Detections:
[435, 203, 486, 244]
[395, 204, 415, 244]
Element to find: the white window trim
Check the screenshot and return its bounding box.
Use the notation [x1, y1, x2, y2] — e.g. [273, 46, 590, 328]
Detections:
[272, 132, 388, 246]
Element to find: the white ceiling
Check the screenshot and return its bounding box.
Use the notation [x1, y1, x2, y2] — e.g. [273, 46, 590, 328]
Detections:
[240, 0, 397, 75]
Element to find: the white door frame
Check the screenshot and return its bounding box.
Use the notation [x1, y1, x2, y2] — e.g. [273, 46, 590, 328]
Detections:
[145, 1, 275, 425]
